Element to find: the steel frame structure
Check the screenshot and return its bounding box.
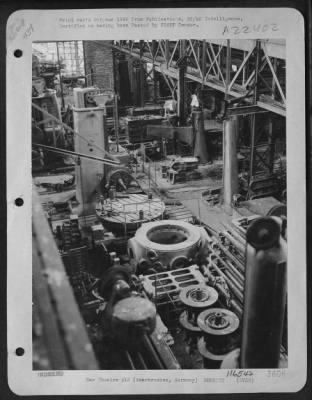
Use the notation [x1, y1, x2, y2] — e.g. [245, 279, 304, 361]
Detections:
[111, 39, 286, 117]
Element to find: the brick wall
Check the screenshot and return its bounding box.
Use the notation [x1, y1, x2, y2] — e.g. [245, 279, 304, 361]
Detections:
[83, 41, 114, 89]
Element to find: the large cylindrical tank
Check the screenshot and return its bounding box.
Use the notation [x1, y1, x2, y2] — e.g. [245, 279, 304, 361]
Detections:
[128, 220, 210, 273]
[241, 217, 287, 368]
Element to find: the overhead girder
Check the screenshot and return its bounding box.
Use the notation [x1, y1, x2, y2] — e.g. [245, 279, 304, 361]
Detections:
[111, 39, 286, 116]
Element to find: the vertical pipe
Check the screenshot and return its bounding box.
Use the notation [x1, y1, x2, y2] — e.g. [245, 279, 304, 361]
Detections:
[241, 217, 287, 368]
[223, 117, 238, 211]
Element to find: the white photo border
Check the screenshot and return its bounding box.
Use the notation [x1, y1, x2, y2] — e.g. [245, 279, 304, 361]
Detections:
[6, 7, 306, 395]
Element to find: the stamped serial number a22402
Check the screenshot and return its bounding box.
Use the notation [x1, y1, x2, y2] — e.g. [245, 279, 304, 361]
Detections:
[222, 23, 279, 35]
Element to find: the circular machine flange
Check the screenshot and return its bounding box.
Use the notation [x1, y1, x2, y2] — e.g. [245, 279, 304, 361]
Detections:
[197, 308, 240, 369]
[197, 308, 239, 335]
[170, 255, 189, 270]
[179, 285, 219, 310]
[179, 285, 219, 336]
[96, 194, 165, 234]
[135, 220, 201, 253]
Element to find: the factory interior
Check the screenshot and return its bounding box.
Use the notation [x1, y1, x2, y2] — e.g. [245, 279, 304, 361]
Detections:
[32, 39, 288, 370]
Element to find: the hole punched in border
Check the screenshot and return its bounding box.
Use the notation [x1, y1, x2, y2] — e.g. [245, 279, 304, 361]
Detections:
[15, 197, 24, 207]
[15, 347, 25, 356]
[14, 49, 23, 58]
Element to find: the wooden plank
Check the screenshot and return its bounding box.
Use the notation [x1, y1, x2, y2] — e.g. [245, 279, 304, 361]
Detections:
[33, 189, 98, 370]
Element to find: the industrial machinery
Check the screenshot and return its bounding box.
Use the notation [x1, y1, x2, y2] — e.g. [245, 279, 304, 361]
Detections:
[32, 39, 289, 372]
[73, 87, 115, 109]
[37, 202, 288, 370]
[128, 220, 210, 273]
[166, 157, 201, 184]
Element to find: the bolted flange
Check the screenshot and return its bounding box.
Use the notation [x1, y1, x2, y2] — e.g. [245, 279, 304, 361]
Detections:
[197, 308, 240, 369]
[179, 285, 219, 336]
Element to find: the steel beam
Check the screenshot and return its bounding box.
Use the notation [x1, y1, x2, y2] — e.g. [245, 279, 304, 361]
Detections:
[110, 40, 286, 116]
[249, 40, 261, 179]
[227, 105, 269, 116]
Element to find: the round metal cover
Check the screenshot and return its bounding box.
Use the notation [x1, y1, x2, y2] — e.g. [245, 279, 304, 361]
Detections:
[197, 308, 239, 336]
[246, 217, 280, 250]
[179, 285, 218, 309]
[113, 296, 156, 323]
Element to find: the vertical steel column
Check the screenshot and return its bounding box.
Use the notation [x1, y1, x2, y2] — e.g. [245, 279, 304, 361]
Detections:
[201, 40, 207, 89]
[271, 57, 277, 100]
[114, 94, 119, 153]
[222, 40, 238, 211]
[152, 40, 157, 102]
[249, 40, 261, 180]
[177, 40, 186, 126]
[165, 40, 170, 68]
[223, 117, 239, 211]
[56, 41, 65, 110]
[179, 39, 186, 58]
[74, 41, 79, 74]
[268, 116, 275, 173]
[225, 39, 231, 101]
[193, 111, 209, 163]
[139, 40, 145, 107]
[241, 217, 287, 368]
[178, 66, 186, 126]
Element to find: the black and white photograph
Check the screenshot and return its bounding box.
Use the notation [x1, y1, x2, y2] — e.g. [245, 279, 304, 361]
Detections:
[6, 7, 306, 395]
[31, 38, 288, 371]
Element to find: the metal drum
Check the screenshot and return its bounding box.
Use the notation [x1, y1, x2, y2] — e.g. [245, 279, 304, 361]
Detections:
[112, 297, 157, 349]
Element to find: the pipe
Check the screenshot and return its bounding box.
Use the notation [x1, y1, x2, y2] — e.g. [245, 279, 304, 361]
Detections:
[208, 259, 244, 304]
[209, 248, 245, 287]
[240, 217, 287, 368]
[221, 230, 245, 256]
[33, 143, 120, 166]
[140, 334, 164, 369]
[223, 117, 238, 211]
[221, 222, 246, 243]
[212, 239, 245, 271]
